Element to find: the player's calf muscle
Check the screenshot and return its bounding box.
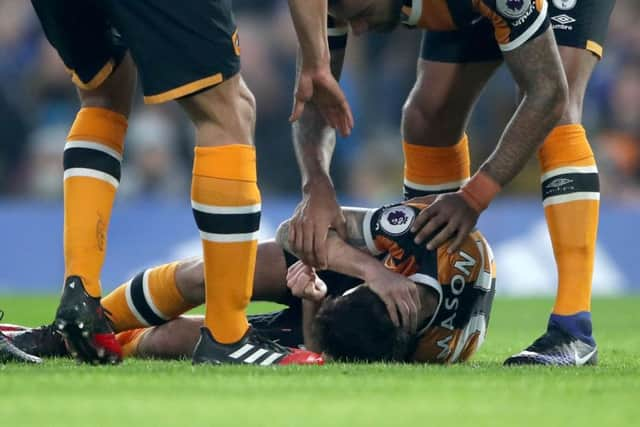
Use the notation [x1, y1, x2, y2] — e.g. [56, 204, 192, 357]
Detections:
[138, 318, 202, 359]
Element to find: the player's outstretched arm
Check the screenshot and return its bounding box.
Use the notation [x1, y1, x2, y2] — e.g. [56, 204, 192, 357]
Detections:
[413, 28, 568, 252]
[290, 43, 349, 270]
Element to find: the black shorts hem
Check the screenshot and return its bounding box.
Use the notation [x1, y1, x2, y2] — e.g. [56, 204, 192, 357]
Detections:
[555, 37, 604, 59]
[68, 58, 115, 90]
[144, 71, 229, 105]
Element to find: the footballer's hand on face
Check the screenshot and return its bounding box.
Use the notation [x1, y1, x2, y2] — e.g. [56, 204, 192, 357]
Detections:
[290, 180, 347, 269]
[290, 64, 353, 137]
[411, 192, 479, 254]
[366, 267, 421, 334]
[286, 261, 328, 303]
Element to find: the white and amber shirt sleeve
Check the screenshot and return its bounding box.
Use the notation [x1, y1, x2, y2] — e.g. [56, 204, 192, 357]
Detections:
[401, 0, 550, 52]
[476, 0, 550, 52]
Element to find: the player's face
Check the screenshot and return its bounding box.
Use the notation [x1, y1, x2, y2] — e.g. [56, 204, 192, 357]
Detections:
[330, 0, 402, 35]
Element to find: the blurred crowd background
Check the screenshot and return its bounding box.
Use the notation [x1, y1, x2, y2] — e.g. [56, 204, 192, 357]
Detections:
[0, 0, 639, 203]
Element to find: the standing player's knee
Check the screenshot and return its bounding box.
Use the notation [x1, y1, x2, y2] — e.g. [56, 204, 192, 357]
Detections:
[558, 91, 584, 125]
[238, 78, 257, 136]
[401, 94, 462, 147]
[78, 54, 136, 118]
[180, 74, 256, 146]
[401, 96, 427, 143]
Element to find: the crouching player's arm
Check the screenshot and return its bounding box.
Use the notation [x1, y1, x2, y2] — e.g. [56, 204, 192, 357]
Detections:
[277, 208, 421, 335]
[412, 28, 569, 252]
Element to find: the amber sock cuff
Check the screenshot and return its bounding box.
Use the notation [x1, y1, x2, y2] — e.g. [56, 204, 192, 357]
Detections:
[538, 124, 594, 170]
[403, 135, 471, 198]
[193, 145, 257, 182]
[68, 107, 128, 152]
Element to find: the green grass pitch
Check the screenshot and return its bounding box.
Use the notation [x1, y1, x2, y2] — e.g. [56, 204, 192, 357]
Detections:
[1, 295, 639, 427]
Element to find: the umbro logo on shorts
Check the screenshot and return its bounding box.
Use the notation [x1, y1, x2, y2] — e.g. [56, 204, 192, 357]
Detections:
[551, 14, 576, 25]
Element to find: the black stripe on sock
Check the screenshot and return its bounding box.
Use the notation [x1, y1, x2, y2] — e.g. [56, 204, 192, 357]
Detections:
[192, 209, 261, 235]
[404, 185, 461, 200]
[327, 16, 348, 50]
[130, 271, 165, 326]
[328, 34, 348, 50]
[63, 147, 121, 181]
[541, 172, 599, 201]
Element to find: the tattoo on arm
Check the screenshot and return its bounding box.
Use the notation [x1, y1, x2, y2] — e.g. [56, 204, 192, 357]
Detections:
[481, 28, 568, 186]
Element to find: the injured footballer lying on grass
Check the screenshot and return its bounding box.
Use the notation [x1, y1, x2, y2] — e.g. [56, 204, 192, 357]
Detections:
[1, 199, 497, 365]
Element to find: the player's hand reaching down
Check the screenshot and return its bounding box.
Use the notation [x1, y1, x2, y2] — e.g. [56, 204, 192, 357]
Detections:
[411, 192, 479, 253]
[289, 181, 347, 269]
[365, 267, 421, 334]
[286, 261, 328, 303]
[290, 64, 353, 137]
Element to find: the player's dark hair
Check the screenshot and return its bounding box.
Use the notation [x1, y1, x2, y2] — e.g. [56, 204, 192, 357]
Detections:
[312, 286, 414, 362]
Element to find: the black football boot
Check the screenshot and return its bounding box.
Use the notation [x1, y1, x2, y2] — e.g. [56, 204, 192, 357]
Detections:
[0, 310, 42, 364]
[54, 276, 122, 364]
[504, 314, 597, 366]
[192, 326, 323, 366]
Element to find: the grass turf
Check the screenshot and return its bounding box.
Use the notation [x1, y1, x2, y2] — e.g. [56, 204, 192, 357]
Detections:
[0, 295, 638, 427]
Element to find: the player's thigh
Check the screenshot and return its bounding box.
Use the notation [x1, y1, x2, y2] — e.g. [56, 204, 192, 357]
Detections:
[31, 0, 132, 114]
[178, 74, 256, 147]
[403, 22, 502, 147]
[104, 0, 250, 144]
[548, 0, 615, 124]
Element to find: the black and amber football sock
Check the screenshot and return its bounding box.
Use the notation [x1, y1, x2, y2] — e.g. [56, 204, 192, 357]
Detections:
[403, 135, 470, 199]
[64, 107, 127, 297]
[191, 145, 260, 344]
[538, 124, 599, 318]
[101, 262, 194, 332]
